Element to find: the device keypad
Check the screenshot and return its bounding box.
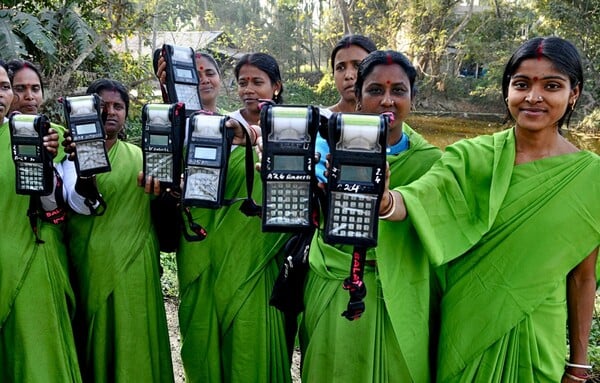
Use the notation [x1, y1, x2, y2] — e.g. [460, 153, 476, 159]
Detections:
[265, 181, 310, 226]
[329, 192, 377, 239]
[16, 162, 45, 191]
[145, 153, 173, 182]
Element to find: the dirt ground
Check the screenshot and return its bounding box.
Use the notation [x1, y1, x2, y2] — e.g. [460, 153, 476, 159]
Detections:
[164, 298, 302, 383]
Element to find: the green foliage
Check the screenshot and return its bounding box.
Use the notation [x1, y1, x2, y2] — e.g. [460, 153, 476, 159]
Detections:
[314, 72, 339, 107]
[58, 7, 96, 55]
[284, 78, 320, 105]
[577, 108, 600, 133]
[0, 10, 29, 58]
[160, 252, 179, 298]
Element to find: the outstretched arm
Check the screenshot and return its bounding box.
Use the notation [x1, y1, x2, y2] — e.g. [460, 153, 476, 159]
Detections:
[562, 246, 598, 383]
[378, 163, 408, 221]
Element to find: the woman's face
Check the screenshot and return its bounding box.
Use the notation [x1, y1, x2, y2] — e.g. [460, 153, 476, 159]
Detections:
[0, 67, 14, 122]
[196, 56, 221, 108]
[333, 45, 370, 103]
[98, 89, 127, 140]
[10, 67, 43, 114]
[237, 64, 280, 113]
[359, 63, 412, 142]
[506, 57, 579, 133]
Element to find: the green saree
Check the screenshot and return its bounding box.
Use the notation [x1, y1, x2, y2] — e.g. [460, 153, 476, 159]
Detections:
[300, 124, 442, 383]
[0, 120, 81, 382]
[399, 128, 600, 382]
[177, 141, 292, 382]
[67, 140, 173, 382]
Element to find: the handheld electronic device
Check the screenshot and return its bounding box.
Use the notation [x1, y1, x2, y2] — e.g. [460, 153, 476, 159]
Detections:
[260, 104, 319, 231]
[62, 94, 111, 177]
[162, 44, 202, 114]
[9, 113, 54, 195]
[182, 112, 232, 208]
[141, 103, 186, 189]
[323, 112, 388, 248]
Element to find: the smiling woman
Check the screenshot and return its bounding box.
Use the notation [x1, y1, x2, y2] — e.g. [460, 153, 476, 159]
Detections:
[62, 78, 174, 383]
[381, 36, 599, 383]
[0, 59, 83, 382]
[300, 50, 442, 383]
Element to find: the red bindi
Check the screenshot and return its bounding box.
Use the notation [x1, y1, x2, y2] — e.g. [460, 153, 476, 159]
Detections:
[199, 66, 204, 70]
[533, 76, 538, 82]
[386, 80, 391, 84]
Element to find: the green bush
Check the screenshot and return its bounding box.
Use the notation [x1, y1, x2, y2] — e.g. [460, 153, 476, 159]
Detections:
[577, 108, 600, 133]
[160, 251, 179, 298]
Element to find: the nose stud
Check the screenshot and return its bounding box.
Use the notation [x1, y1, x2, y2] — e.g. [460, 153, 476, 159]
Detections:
[526, 95, 543, 102]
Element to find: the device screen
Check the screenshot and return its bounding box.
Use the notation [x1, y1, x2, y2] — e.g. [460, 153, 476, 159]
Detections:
[76, 123, 97, 135]
[194, 146, 217, 160]
[18, 144, 37, 156]
[273, 155, 304, 171]
[175, 67, 193, 79]
[150, 134, 169, 146]
[340, 165, 372, 183]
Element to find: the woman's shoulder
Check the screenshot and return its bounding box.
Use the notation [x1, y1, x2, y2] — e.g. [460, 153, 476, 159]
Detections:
[227, 109, 249, 128]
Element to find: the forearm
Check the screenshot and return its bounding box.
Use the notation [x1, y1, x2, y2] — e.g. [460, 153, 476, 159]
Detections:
[566, 247, 598, 371]
[378, 190, 408, 221]
[567, 272, 595, 362]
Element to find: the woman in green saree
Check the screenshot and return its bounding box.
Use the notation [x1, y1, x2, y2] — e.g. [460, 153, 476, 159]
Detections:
[299, 50, 442, 383]
[64, 79, 174, 382]
[0, 59, 82, 382]
[176, 52, 292, 383]
[380, 37, 599, 383]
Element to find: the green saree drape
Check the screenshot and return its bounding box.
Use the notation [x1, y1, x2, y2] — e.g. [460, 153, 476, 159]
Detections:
[300, 124, 442, 383]
[67, 140, 173, 383]
[399, 128, 600, 382]
[0, 120, 81, 382]
[177, 142, 292, 382]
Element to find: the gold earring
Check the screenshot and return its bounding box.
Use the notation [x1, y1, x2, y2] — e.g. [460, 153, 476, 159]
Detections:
[504, 97, 508, 103]
[274, 90, 279, 97]
[356, 102, 362, 111]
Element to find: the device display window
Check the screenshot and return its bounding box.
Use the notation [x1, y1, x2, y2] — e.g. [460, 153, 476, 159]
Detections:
[74, 123, 98, 136]
[17, 144, 38, 157]
[193, 146, 218, 161]
[272, 155, 305, 172]
[339, 165, 373, 183]
[175, 67, 193, 79]
[150, 134, 169, 147]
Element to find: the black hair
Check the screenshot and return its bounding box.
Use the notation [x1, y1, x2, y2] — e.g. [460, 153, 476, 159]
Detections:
[330, 35, 377, 72]
[0, 59, 7, 73]
[502, 36, 583, 129]
[195, 51, 222, 77]
[234, 53, 284, 104]
[86, 78, 130, 117]
[355, 50, 417, 101]
[6, 59, 44, 95]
